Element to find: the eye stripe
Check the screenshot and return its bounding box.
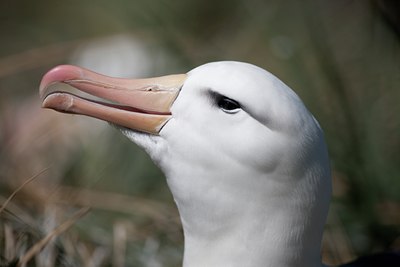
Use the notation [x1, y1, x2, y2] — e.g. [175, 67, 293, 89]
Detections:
[217, 97, 241, 112]
[206, 90, 241, 114]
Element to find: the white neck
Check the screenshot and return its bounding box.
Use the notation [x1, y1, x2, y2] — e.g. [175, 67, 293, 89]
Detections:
[181, 207, 324, 267]
[124, 113, 331, 267]
[163, 163, 330, 267]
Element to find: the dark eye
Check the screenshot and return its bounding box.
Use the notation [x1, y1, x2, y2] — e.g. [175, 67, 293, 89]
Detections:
[217, 97, 241, 113]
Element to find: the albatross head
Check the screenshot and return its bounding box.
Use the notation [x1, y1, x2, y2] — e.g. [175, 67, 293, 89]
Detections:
[40, 61, 331, 267]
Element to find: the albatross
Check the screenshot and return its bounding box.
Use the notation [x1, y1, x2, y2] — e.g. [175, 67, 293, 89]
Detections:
[39, 61, 399, 267]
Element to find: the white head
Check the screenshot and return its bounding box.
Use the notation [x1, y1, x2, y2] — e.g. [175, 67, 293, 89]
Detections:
[40, 61, 331, 267]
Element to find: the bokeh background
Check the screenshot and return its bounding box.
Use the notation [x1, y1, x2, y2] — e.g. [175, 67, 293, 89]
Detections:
[1, 0, 400, 266]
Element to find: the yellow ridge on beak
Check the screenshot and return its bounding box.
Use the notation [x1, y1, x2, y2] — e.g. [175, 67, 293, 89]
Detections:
[39, 65, 186, 134]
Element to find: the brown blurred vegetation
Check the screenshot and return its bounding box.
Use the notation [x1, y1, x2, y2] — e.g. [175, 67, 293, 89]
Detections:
[0, 0, 400, 266]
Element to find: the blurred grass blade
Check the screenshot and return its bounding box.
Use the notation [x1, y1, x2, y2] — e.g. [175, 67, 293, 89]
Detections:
[17, 207, 91, 267]
[0, 168, 49, 215]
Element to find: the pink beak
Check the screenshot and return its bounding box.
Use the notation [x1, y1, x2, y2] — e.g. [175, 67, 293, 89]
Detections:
[39, 65, 186, 134]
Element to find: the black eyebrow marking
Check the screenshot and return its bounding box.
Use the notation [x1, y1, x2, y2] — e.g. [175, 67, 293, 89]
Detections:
[205, 89, 242, 109]
[203, 89, 271, 128]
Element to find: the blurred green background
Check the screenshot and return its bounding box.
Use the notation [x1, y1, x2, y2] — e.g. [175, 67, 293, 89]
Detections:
[1, 0, 399, 266]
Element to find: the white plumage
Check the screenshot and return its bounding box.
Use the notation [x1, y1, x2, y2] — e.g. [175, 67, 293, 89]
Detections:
[41, 61, 332, 267]
[124, 62, 332, 266]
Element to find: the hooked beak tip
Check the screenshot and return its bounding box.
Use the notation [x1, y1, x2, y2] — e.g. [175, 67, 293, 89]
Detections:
[39, 65, 84, 98]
